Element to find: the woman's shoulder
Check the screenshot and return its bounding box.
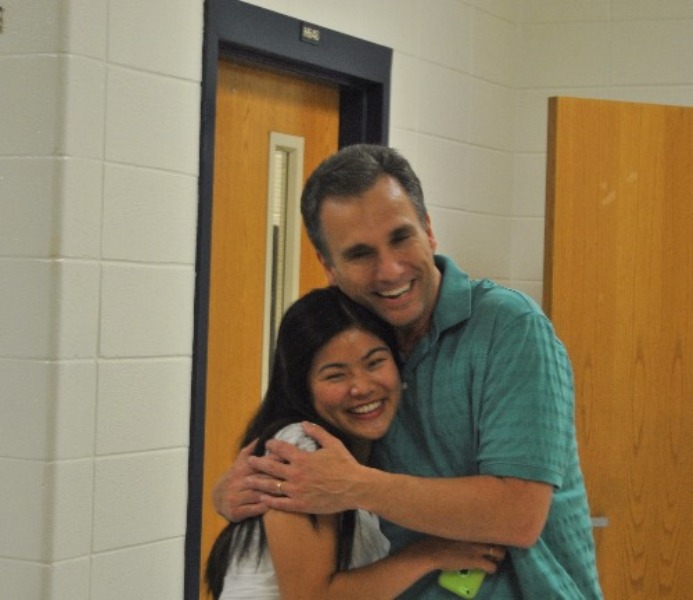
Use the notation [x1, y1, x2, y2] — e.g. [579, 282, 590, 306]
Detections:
[272, 422, 319, 452]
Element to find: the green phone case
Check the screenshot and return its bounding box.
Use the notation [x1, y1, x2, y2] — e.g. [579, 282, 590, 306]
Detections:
[438, 569, 486, 598]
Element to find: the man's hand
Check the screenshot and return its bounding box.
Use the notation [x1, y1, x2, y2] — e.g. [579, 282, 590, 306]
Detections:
[212, 440, 268, 522]
[246, 422, 367, 514]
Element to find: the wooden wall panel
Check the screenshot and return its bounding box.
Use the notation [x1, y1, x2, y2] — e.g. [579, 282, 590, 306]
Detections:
[545, 97, 692, 599]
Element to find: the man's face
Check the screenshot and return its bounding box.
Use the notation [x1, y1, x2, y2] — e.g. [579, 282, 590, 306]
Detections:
[317, 175, 441, 350]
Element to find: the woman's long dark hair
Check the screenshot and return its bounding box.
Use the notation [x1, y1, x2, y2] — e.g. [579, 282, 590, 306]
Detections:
[205, 287, 399, 599]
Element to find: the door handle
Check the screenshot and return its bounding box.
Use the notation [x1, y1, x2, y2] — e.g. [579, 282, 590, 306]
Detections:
[590, 517, 609, 528]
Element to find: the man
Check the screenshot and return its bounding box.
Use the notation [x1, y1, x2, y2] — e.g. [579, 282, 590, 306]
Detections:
[214, 145, 602, 598]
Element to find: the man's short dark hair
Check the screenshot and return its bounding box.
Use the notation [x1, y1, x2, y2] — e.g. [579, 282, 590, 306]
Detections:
[300, 144, 428, 261]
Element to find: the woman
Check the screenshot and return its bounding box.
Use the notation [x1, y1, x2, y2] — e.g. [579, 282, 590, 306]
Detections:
[206, 287, 503, 599]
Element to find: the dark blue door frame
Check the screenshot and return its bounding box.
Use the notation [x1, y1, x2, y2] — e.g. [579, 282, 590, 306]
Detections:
[187, 2, 392, 597]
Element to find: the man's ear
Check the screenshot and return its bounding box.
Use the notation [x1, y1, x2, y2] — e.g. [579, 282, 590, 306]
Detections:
[317, 252, 338, 285]
[424, 214, 438, 253]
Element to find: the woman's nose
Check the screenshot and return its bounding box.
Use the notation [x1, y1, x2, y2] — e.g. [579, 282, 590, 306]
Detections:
[349, 372, 374, 397]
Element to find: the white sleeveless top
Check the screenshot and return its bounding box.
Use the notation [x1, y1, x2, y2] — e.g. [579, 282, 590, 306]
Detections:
[219, 424, 390, 599]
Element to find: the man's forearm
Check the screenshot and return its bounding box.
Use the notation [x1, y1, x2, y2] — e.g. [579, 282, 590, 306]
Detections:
[248, 425, 552, 546]
[353, 467, 552, 548]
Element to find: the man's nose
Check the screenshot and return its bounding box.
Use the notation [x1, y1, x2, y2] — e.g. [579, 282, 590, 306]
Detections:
[375, 249, 404, 281]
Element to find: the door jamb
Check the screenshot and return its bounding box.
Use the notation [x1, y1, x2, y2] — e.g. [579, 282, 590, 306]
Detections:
[187, 2, 392, 597]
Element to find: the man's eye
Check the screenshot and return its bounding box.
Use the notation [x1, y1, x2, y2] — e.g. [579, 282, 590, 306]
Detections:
[393, 233, 411, 244]
[347, 249, 373, 261]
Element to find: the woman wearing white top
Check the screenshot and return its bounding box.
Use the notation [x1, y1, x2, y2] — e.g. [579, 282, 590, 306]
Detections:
[206, 287, 504, 599]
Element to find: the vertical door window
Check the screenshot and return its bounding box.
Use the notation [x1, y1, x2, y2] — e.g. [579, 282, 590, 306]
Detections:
[262, 133, 304, 393]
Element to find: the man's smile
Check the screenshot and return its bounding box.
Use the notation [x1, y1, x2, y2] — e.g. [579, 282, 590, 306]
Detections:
[376, 282, 413, 299]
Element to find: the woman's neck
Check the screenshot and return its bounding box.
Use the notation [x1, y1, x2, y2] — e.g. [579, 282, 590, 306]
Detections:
[351, 439, 372, 464]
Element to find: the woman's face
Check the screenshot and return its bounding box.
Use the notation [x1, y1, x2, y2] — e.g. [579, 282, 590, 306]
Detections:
[308, 328, 401, 443]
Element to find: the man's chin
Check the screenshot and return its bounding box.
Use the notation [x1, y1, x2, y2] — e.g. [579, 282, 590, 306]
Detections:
[377, 306, 420, 330]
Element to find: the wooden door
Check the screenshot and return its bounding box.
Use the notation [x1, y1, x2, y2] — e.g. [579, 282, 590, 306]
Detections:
[544, 97, 692, 599]
[200, 59, 338, 595]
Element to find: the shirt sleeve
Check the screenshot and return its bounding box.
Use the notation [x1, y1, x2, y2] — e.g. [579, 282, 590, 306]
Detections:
[477, 309, 576, 489]
[271, 422, 319, 452]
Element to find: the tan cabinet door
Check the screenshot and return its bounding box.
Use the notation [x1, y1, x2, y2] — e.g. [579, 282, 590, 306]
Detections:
[545, 97, 692, 600]
[200, 59, 339, 595]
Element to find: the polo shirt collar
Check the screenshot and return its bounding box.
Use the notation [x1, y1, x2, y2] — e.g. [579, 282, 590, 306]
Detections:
[405, 255, 471, 366]
[432, 255, 472, 335]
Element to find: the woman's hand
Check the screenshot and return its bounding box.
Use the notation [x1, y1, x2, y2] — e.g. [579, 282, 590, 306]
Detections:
[401, 537, 507, 574]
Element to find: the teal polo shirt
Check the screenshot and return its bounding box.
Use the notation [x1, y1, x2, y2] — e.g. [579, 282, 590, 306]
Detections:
[372, 256, 602, 599]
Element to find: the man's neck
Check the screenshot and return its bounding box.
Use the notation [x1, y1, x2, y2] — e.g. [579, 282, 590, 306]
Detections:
[396, 320, 429, 357]
[396, 334, 415, 358]
[396, 265, 442, 357]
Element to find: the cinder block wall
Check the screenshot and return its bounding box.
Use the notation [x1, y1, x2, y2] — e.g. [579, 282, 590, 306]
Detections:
[1, 0, 690, 597]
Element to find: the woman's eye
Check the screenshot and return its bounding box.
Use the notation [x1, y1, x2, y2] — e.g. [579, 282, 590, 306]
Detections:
[324, 372, 345, 381]
[367, 357, 386, 369]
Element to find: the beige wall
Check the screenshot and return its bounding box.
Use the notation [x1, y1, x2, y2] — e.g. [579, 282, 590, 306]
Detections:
[1, 0, 691, 597]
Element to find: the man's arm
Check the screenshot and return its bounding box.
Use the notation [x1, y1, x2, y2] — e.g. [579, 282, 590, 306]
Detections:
[247, 422, 552, 548]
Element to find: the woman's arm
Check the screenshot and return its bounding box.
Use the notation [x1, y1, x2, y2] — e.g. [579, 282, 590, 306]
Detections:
[264, 509, 504, 600]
